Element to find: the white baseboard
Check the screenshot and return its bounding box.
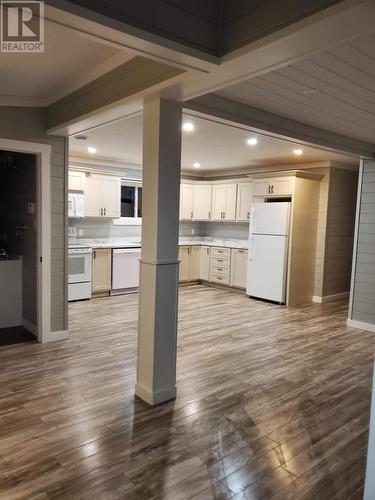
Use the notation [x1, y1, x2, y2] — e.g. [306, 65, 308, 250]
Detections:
[135, 382, 177, 405]
[312, 292, 350, 304]
[43, 330, 69, 343]
[22, 318, 37, 335]
[347, 319, 375, 333]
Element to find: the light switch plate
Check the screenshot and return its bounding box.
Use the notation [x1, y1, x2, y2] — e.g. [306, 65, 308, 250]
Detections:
[27, 202, 36, 215]
[68, 227, 77, 237]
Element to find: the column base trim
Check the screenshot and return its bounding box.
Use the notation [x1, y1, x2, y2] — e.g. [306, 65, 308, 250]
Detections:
[312, 292, 349, 303]
[135, 383, 177, 405]
[42, 330, 69, 343]
[347, 319, 375, 333]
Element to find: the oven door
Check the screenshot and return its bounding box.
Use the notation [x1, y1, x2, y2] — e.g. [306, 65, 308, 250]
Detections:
[68, 252, 91, 284]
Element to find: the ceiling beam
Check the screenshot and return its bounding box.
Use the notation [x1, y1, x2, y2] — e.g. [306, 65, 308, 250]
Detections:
[185, 93, 375, 158]
[46, 56, 185, 135]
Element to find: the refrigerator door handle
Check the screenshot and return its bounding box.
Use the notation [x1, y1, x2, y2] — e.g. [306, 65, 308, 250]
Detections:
[248, 236, 254, 260]
[249, 206, 255, 234]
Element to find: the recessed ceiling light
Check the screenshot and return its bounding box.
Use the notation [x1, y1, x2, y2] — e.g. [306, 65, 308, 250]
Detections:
[183, 122, 194, 132]
[294, 149, 303, 156]
[247, 137, 258, 146]
[193, 162, 201, 169]
[88, 147, 97, 154]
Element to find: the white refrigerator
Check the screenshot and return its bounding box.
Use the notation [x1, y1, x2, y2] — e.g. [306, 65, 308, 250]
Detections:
[246, 202, 291, 304]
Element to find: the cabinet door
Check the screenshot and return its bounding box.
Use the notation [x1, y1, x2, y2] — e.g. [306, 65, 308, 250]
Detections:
[92, 249, 112, 292]
[269, 177, 294, 196]
[224, 184, 237, 221]
[101, 176, 121, 218]
[230, 249, 248, 289]
[191, 246, 201, 280]
[200, 246, 210, 281]
[212, 185, 226, 220]
[85, 176, 101, 217]
[69, 170, 85, 191]
[252, 180, 270, 197]
[179, 246, 191, 282]
[193, 184, 212, 220]
[236, 183, 252, 221]
[180, 184, 194, 220]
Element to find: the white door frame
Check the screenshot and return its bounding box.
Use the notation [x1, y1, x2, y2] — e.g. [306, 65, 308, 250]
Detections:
[0, 138, 51, 343]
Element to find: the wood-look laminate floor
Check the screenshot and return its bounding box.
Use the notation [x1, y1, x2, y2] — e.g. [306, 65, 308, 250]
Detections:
[0, 285, 374, 499]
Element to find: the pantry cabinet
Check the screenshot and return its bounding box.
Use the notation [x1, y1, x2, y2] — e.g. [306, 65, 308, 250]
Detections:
[230, 249, 248, 289]
[85, 174, 121, 218]
[92, 249, 112, 293]
[212, 184, 237, 221]
[180, 183, 194, 220]
[68, 170, 85, 191]
[236, 183, 252, 221]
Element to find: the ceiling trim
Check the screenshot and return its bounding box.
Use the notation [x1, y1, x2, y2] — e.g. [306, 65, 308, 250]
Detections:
[185, 93, 374, 159]
[45, 3, 218, 71]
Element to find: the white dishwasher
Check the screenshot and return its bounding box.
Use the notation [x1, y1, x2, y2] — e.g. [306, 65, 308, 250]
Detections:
[112, 248, 141, 295]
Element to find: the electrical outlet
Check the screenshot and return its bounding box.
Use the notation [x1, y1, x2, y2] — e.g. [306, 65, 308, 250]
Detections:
[191, 228, 195, 235]
[78, 229, 84, 237]
[68, 227, 77, 237]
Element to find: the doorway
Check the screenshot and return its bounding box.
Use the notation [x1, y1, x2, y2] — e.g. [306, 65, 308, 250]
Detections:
[0, 138, 51, 344]
[0, 151, 37, 346]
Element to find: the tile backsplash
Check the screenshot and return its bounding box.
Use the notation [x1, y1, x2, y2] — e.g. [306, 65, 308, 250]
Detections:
[69, 218, 248, 241]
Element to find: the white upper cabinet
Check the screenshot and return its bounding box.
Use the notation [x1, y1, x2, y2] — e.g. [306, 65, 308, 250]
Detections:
[101, 176, 121, 218]
[180, 183, 194, 220]
[68, 170, 85, 191]
[236, 183, 252, 221]
[84, 174, 121, 218]
[85, 175, 101, 217]
[193, 184, 212, 220]
[252, 176, 295, 197]
[212, 184, 237, 221]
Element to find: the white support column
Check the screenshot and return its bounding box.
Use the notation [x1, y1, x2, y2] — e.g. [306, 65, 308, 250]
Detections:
[135, 97, 182, 405]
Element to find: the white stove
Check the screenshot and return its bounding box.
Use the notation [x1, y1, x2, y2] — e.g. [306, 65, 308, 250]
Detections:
[68, 246, 92, 301]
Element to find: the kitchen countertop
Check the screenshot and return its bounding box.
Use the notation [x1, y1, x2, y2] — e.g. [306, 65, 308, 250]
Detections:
[68, 237, 248, 250]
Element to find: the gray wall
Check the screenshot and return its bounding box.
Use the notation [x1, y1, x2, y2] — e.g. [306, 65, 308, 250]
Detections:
[0, 153, 37, 326]
[0, 107, 68, 333]
[323, 167, 358, 296]
[351, 161, 375, 325]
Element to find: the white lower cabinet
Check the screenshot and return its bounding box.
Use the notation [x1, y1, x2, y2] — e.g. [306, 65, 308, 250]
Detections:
[200, 246, 210, 281]
[178, 245, 247, 289]
[92, 249, 112, 293]
[230, 249, 248, 289]
[179, 246, 191, 282]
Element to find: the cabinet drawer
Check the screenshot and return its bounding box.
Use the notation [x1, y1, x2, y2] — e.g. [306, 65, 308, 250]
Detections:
[211, 265, 230, 277]
[211, 274, 230, 285]
[211, 256, 230, 268]
[212, 247, 230, 258]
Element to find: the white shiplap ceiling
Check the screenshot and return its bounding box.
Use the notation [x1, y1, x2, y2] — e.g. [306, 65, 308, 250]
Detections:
[69, 112, 356, 173]
[217, 32, 375, 144]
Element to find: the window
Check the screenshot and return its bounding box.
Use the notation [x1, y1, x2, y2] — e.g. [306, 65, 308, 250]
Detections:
[114, 182, 142, 225]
